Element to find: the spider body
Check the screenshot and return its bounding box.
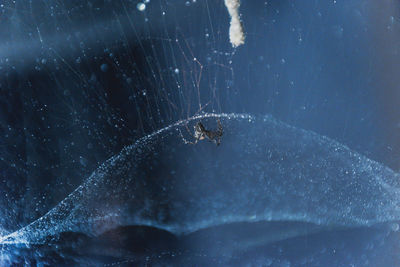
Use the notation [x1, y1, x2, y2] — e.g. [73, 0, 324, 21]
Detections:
[181, 119, 223, 145]
[194, 122, 207, 141]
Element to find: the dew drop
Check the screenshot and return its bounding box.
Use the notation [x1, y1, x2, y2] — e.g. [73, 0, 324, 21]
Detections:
[137, 2, 146, 11]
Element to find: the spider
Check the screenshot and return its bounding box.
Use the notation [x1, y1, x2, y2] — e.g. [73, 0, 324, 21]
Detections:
[180, 119, 223, 146]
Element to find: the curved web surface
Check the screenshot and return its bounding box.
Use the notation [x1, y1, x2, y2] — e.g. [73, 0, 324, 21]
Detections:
[2, 0, 400, 265]
[1, 113, 399, 245]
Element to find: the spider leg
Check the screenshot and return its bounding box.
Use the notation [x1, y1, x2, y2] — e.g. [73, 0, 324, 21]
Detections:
[185, 123, 195, 138]
[191, 100, 212, 118]
[217, 119, 223, 136]
[178, 127, 198, 145]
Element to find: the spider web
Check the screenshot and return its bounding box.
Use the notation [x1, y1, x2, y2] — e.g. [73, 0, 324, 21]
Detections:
[0, 0, 239, 235]
[1, 113, 400, 265]
[2, 0, 400, 266]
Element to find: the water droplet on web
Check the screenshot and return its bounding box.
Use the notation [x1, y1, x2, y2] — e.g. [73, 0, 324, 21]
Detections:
[137, 3, 146, 12]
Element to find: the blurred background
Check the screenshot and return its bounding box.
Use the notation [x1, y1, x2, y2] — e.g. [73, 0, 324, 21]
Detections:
[1, 0, 400, 265]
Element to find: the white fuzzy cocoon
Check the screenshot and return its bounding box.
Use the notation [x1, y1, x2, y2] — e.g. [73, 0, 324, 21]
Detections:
[224, 0, 245, 47]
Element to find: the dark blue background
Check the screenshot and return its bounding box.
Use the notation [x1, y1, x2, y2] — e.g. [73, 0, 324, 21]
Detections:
[1, 0, 400, 266]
